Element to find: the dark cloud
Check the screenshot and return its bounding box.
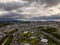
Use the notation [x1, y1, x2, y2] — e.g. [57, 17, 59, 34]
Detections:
[1, 0, 59, 11]
[0, 2, 25, 11]
[40, 0, 60, 7]
[0, 0, 60, 21]
[30, 14, 60, 21]
[23, 0, 39, 3]
[0, 12, 26, 21]
[0, 13, 60, 21]
[23, 0, 60, 7]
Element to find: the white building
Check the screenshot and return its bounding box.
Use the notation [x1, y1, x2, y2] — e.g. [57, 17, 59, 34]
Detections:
[41, 39, 48, 45]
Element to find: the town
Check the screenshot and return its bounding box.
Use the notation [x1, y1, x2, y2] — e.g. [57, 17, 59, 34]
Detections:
[0, 21, 60, 45]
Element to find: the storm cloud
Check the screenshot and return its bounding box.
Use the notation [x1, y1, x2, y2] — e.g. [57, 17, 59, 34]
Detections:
[40, 0, 60, 7]
[23, 0, 60, 7]
[0, 0, 60, 21]
[0, 12, 27, 21]
[29, 14, 60, 21]
[0, 2, 26, 11]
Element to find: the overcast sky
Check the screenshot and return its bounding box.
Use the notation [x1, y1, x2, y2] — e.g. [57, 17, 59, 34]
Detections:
[0, 0, 60, 21]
